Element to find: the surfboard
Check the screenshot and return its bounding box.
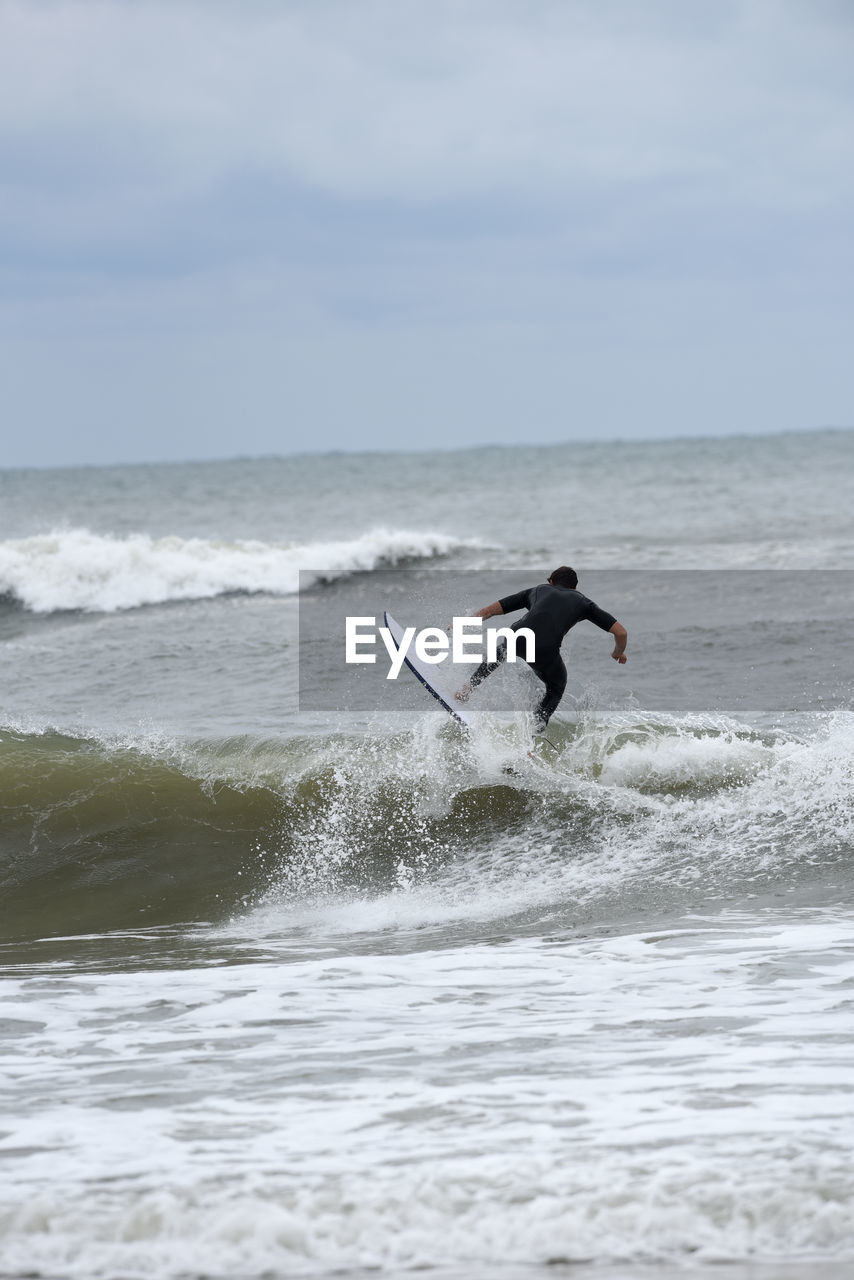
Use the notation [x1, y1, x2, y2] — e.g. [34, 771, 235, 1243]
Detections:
[383, 610, 473, 728]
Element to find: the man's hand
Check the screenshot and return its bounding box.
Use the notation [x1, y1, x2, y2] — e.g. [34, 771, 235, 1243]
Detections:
[609, 621, 627, 664]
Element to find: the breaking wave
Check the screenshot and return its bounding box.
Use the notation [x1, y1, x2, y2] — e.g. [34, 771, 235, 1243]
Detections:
[2, 708, 852, 940]
[0, 527, 477, 614]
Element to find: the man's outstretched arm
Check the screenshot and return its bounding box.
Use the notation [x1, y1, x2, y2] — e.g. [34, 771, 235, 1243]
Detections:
[609, 621, 627, 664]
[446, 600, 503, 636]
[473, 601, 504, 620]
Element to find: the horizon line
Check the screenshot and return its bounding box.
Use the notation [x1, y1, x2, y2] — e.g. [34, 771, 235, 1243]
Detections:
[2, 422, 852, 476]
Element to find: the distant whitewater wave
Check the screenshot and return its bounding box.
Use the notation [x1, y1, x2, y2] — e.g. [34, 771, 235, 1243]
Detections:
[0, 527, 475, 613]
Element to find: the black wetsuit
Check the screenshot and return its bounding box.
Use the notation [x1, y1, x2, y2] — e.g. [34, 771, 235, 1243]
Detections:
[469, 584, 617, 728]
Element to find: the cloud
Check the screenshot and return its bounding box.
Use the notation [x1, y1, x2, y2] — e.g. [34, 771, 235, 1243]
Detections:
[1, 0, 851, 304]
[0, 0, 851, 464]
[2, 0, 852, 216]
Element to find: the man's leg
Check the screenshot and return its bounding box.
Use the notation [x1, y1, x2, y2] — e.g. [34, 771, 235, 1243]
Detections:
[470, 636, 507, 688]
[456, 637, 507, 700]
[531, 654, 567, 729]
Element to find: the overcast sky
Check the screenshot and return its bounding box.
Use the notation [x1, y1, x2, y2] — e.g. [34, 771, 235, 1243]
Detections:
[1, 0, 852, 467]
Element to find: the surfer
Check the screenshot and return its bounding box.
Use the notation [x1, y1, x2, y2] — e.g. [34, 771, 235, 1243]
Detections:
[455, 566, 627, 728]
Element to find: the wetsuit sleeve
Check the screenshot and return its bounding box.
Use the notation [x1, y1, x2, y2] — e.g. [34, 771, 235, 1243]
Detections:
[586, 601, 617, 631]
[497, 588, 533, 614]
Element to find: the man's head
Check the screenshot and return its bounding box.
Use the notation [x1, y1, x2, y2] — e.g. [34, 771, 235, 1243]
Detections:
[548, 565, 578, 589]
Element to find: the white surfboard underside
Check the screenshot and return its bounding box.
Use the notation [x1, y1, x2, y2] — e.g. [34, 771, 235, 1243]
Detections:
[383, 610, 473, 728]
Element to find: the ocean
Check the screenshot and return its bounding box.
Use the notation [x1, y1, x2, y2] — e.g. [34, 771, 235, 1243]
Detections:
[1, 428, 853, 1280]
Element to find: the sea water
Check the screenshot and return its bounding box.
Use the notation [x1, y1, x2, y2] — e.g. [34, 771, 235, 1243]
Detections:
[1, 429, 853, 1279]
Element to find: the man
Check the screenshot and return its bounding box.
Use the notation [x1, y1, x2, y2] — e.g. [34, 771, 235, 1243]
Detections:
[456, 565, 627, 728]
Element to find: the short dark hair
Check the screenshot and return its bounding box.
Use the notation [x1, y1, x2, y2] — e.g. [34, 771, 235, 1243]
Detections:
[549, 565, 578, 589]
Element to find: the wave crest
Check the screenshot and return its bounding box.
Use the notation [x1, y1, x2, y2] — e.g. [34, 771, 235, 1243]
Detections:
[0, 527, 473, 613]
[2, 710, 852, 940]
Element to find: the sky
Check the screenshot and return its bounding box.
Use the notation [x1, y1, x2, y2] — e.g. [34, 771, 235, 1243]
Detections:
[1, 0, 852, 467]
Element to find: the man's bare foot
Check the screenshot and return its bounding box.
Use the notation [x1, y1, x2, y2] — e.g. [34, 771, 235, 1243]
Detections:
[454, 683, 471, 703]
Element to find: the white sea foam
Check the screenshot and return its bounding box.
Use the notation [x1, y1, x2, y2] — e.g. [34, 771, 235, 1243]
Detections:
[1, 914, 853, 1278]
[245, 707, 854, 939]
[0, 527, 473, 613]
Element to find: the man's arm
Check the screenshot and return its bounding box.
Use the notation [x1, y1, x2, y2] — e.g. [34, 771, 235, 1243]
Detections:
[446, 600, 503, 636]
[474, 601, 504, 620]
[609, 621, 627, 664]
